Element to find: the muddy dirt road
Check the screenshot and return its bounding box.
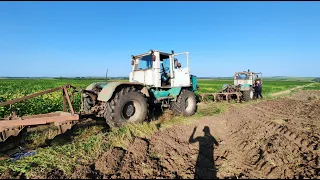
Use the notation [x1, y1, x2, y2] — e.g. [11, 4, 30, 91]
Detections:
[69, 90, 319, 179]
[271, 83, 315, 97]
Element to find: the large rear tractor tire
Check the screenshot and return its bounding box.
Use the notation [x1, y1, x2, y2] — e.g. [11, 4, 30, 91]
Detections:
[104, 86, 148, 128]
[171, 89, 197, 116]
[242, 88, 254, 101]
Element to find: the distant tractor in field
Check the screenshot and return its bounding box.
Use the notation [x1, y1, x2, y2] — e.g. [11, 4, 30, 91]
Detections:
[82, 50, 199, 128]
[227, 70, 262, 101]
[200, 70, 263, 103]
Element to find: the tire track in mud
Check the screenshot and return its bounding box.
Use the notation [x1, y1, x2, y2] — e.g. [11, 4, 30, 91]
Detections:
[92, 132, 198, 179]
[89, 91, 319, 179]
[219, 95, 320, 179]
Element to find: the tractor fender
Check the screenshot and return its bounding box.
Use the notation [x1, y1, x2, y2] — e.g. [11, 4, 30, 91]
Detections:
[85, 82, 107, 91]
[221, 84, 229, 89]
[97, 82, 149, 102]
[83, 82, 107, 98]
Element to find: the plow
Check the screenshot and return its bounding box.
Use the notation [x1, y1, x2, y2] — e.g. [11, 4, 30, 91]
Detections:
[199, 84, 243, 103]
[0, 84, 81, 142]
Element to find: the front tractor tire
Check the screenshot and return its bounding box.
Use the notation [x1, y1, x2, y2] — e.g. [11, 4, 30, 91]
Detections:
[242, 88, 254, 101]
[104, 87, 148, 128]
[171, 89, 197, 116]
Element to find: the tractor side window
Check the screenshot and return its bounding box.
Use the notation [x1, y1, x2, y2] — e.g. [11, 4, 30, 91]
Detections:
[160, 57, 171, 86]
[135, 55, 153, 70]
[162, 58, 170, 71]
[173, 54, 187, 69]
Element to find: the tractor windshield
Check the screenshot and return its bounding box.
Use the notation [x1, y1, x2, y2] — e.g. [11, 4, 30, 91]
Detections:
[235, 73, 250, 80]
[135, 55, 153, 70]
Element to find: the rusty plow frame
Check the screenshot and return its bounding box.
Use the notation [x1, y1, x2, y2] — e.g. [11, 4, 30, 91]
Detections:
[0, 84, 82, 142]
[198, 85, 243, 103]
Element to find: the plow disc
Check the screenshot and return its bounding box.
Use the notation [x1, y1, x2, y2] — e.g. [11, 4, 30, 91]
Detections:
[199, 92, 242, 103]
[199, 84, 243, 103]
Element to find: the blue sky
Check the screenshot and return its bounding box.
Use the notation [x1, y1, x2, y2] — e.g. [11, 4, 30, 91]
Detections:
[0, 1, 319, 77]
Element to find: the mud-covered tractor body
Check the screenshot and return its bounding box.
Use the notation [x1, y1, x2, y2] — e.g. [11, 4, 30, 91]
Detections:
[82, 50, 199, 128]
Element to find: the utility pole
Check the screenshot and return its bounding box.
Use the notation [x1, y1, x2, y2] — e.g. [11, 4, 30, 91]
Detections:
[106, 69, 108, 83]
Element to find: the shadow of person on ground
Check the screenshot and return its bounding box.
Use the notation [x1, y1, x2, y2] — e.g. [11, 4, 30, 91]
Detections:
[189, 126, 219, 179]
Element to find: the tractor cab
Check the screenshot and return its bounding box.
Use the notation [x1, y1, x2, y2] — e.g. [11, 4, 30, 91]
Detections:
[129, 50, 191, 88]
[234, 70, 262, 90]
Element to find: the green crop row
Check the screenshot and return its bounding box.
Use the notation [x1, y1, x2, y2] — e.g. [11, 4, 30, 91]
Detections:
[301, 82, 320, 90]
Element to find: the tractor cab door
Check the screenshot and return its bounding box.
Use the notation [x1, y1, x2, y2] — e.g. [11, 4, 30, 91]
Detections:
[171, 53, 191, 87]
[160, 56, 171, 87]
[253, 73, 263, 84]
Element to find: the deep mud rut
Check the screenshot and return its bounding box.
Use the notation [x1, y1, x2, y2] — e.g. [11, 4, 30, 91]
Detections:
[2, 90, 320, 179]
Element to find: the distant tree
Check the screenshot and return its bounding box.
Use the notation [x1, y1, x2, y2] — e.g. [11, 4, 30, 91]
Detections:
[312, 78, 320, 82]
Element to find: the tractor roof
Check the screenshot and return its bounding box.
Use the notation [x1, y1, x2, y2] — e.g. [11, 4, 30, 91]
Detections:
[235, 71, 262, 75]
[132, 50, 172, 59]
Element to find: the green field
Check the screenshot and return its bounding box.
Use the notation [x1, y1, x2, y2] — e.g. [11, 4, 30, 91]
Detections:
[0, 78, 315, 118]
[0, 78, 318, 178]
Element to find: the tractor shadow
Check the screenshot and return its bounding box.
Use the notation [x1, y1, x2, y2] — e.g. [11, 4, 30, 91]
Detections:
[44, 106, 170, 147]
[147, 105, 174, 130]
[148, 106, 164, 121]
[189, 126, 219, 179]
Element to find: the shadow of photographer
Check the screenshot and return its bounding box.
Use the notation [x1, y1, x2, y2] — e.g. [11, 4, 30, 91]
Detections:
[189, 126, 219, 179]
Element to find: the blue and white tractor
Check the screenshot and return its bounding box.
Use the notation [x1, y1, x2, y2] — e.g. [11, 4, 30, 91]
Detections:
[82, 50, 199, 128]
[232, 70, 262, 101]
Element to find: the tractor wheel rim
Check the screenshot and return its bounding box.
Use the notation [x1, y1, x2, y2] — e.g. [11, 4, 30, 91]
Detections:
[185, 98, 189, 108]
[250, 90, 254, 99]
[123, 102, 136, 119]
[185, 97, 195, 112]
